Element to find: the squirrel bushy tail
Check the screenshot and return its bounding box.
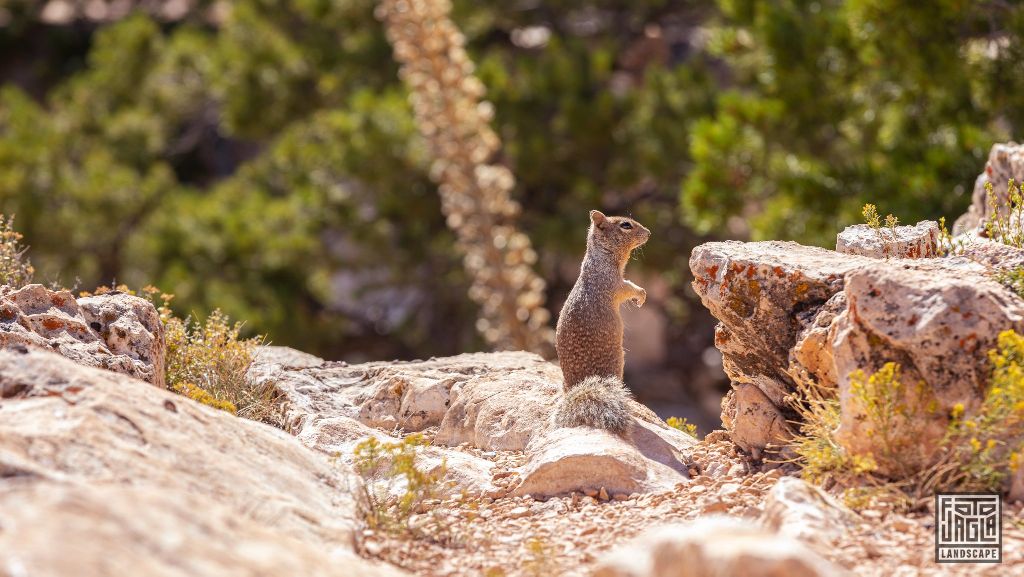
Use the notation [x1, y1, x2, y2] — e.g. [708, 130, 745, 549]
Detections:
[554, 375, 633, 436]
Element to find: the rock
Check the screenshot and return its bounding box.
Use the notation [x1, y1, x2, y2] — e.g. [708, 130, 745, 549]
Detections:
[790, 293, 846, 390]
[0, 284, 164, 387]
[954, 142, 1024, 234]
[761, 477, 858, 547]
[434, 352, 562, 450]
[294, 415, 498, 499]
[0, 346, 393, 574]
[1009, 467, 1024, 503]
[253, 350, 556, 443]
[690, 242, 873, 453]
[835, 221, 939, 259]
[512, 427, 690, 498]
[0, 482, 404, 577]
[727, 383, 790, 460]
[832, 260, 1024, 469]
[591, 517, 848, 577]
[254, 344, 326, 370]
[254, 349, 695, 496]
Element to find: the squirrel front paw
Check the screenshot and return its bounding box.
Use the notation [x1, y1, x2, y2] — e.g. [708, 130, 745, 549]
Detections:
[631, 288, 647, 307]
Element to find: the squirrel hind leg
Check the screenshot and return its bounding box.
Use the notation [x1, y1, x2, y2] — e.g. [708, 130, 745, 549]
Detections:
[553, 375, 634, 436]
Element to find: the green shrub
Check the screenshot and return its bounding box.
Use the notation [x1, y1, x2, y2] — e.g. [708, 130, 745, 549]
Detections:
[995, 266, 1024, 299]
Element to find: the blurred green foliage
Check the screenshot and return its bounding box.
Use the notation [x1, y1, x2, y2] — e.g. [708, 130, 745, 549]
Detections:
[0, 0, 1022, 361]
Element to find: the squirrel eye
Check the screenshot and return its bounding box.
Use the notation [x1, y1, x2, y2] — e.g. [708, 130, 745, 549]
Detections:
[619, 222, 633, 229]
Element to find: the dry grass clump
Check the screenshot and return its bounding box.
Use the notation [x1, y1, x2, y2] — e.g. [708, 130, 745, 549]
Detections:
[0, 214, 34, 288]
[163, 306, 276, 423]
[792, 331, 1024, 509]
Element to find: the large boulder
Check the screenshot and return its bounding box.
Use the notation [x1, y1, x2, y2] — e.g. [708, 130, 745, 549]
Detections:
[591, 517, 848, 577]
[0, 284, 164, 387]
[0, 346, 402, 576]
[691, 235, 1024, 474]
[252, 348, 696, 497]
[689, 242, 873, 453]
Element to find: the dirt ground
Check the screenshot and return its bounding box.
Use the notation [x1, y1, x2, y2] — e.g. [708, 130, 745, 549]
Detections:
[356, 433, 1024, 577]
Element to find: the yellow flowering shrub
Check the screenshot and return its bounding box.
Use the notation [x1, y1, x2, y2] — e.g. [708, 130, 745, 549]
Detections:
[666, 416, 698, 438]
[939, 329, 1024, 491]
[795, 331, 1024, 505]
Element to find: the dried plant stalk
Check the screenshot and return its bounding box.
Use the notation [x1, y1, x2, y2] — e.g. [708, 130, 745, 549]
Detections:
[377, 0, 554, 355]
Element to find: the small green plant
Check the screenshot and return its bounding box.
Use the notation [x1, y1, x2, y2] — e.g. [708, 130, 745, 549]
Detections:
[983, 179, 1024, 248]
[353, 433, 447, 538]
[862, 203, 901, 257]
[0, 215, 33, 288]
[666, 416, 698, 438]
[936, 216, 966, 256]
[791, 373, 879, 489]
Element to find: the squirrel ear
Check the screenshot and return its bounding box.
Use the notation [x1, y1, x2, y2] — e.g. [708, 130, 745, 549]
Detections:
[590, 210, 607, 227]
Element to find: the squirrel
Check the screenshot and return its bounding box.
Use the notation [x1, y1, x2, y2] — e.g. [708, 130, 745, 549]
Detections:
[554, 209, 651, 436]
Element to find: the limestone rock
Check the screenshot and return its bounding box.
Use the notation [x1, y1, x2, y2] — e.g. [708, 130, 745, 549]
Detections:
[790, 292, 846, 390]
[0, 482, 405, 577]
[0, 284, 164, 387]
[954, 142, 1024, 234]
[253, 349, 695, 497]
[690, 241, 872, 453]
[0, 347, 372, 564]
[832, 260, 1024, 467]
[727, 383, 790, 460]
[591, 517, 848, 577]
[253, 351, 553, 440]
[836, 221, 940, 259]
[513, 425, 692, 497]
[761, 477, 858, 547]
[297, 415, 498, 499]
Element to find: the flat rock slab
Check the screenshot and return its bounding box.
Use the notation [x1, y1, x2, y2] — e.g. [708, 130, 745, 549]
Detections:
[0, 482, 404, 577]
[0, 347, 377, 570]
[254, 348, 697, 497]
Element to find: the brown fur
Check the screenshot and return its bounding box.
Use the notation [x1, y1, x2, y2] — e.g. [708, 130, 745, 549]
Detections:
[555, 210, 650, 389]
[553, 210, 650, 435]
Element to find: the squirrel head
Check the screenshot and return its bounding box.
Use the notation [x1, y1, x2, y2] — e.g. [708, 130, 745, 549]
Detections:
[587, 210, 651, 258]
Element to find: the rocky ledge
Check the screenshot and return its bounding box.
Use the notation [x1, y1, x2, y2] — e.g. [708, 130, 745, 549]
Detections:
[690, 142, 1024, 498]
